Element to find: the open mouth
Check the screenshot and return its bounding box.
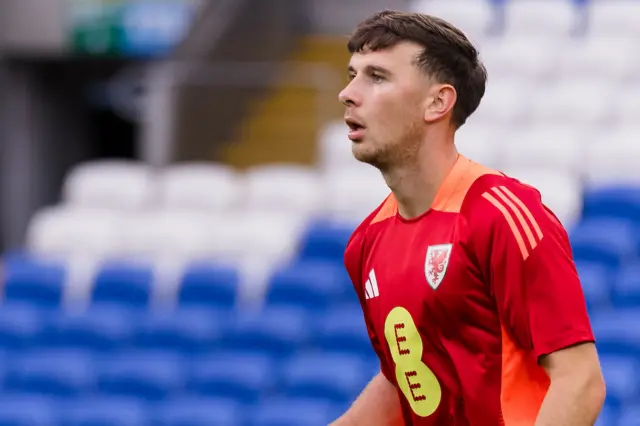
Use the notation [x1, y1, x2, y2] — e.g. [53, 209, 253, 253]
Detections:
[345, 117, 365, 132]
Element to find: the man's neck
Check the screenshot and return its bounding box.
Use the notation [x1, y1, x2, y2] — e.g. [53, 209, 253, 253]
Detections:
[382, 143, 459, 220]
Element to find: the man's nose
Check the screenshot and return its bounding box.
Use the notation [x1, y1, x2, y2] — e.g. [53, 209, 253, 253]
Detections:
[339, 82, 359, 106]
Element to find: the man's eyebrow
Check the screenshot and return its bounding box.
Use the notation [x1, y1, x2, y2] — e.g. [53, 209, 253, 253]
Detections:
[347, 64, 391, 75]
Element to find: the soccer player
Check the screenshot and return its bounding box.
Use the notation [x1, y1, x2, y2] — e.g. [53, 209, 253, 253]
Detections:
[331, 11, 605, 426]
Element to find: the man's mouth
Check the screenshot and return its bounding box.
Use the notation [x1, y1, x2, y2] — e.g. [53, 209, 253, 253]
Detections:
[345, 117, 366, 140]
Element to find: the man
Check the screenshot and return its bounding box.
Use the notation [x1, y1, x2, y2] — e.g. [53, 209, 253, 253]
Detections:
[331, 10, 605, 426]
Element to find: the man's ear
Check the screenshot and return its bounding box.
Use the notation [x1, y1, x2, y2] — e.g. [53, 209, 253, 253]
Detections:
[424, 84, 457, 123]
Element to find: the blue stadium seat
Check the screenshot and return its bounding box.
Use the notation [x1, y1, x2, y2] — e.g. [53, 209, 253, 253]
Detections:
[2, 256, 65, 308]
[265, 260, 351, 310]
[0, 394, 56, 426]
[97, 351, 185, 400]
[591, 310, 640, 356]
[582, 185, 640, 223]
[188, 351, 274, 403]
[59, 397, 148, 426]
[575, 261, 610, 309]
[154, 398, 244, 426]
[250, 397, 340, 426]
[133, 308, 224, 353]
[314, 306, 375, 358]
[281, 353, 370, 402]
[177, 263, 239, 309]
[224, 307, 311, 357]
[569, 219, 637, 268]
[618, 406, 640, 426]
[40, 305, 135, 352]
[599, 355, 640, 407]
[595, 405, 617, 426]
[91, 261, 154, 308]
[297, 220, 355, 263]
[4, 350, 94, 397]
[0, 304, 46, 351]
[613, 264, 640, 308]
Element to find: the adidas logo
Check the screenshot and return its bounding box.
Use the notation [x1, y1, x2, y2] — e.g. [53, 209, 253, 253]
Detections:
[365, 269, 379, 300]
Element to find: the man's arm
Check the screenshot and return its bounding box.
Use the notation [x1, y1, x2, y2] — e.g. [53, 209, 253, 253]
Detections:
[331, 372, 403, 426]
[535, 343, 606, 426]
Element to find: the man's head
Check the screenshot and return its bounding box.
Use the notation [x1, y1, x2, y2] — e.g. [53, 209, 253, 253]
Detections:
[339, 10, 487, 169]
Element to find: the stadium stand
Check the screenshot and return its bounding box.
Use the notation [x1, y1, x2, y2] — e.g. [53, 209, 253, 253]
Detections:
[1, 0, 640, 425]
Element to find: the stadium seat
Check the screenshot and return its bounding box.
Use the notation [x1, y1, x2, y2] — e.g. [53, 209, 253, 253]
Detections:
[411, 0, 494, 42]
[251, 397, 341, 426]
[4, 350, 94, 397]
[595, 405, 617, 426]
[588, 0, 640, 37]
[618, 405, 640, 426]
[613, 264, 640, 308]
[560, 36, 640, 82]
[453, 122, 504, 169]
[314, 306, 374, 357]
[0, 304, 46, 351]
[584, 126, 640, 185]
[119, 211, 220, 261]
[91, 261, 154, 308]
[297, 220, 355, 264]
[281, 353, 370, 402]
[2, 255, 65, 307]
[224, 307, 311, 357]
[188, 351, 274, 402]
[40, 305, 135, 352]
[614, 83, 640, 125]
[97, 351, 186, 400]
[479, 37, 561, 81]
[591, 310, 640, 356]
[59, 397, 148, 426]
[154, 397, 244, 426]
[503, 0, 578, 38]
[569, 219, 637, 268]
[242, 164, 322, 215]
[133, 308, 224, 353]
[26, 206, 125, 259]
[319, 121, 360, 171]
[62, 160, 155, 210]
[599, 355, 640, 407]
[265, 260, 351, 310]
[574, 261, 610, 309]
[0, 394, 56, 426]
[159, 162, 240, 212]
[472, 77, 532, 125]
[177, 263, 239, 309]
[321, 167, 390, 222]
[582, 185, 640, 223]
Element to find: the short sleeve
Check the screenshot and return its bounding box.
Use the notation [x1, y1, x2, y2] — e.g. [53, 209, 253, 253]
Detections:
[473, 183, 595, 359]
[344, 223, 395, 382]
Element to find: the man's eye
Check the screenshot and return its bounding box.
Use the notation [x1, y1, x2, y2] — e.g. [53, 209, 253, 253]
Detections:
[372, 74, 384, 82]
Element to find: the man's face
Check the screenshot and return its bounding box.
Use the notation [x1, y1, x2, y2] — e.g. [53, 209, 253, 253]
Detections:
[339, 41, 432, 169]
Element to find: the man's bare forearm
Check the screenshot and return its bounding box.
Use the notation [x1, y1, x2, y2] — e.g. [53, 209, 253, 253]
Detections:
[535, 374, 605, 426]
[331, 372, 403, 426]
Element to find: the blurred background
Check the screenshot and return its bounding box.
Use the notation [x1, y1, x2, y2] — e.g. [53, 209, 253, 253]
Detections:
[0, 0, 638, 425]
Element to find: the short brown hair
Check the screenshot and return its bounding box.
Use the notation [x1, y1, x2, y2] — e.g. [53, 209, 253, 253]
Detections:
[348, 10, 487, 128]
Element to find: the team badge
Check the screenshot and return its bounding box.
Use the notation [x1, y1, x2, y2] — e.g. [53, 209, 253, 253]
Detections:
[424, 244, 453, 290]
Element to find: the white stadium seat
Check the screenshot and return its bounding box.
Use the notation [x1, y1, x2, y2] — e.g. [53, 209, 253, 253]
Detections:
[322, 167, 390, 223]
[454, 122, 505, 169]
[502, 125, 584, 172]
[472, 77, 532, 125]
[560, 36, 640, 82]
[501, 167, 583, 227]
[588, 0, 640, 37]
[62, 161, 155, 210]
[159, 162, 240, 212]
[480, 37, 561, 81]
[614, 83, 640, 125]
[504, 0, 578, 38]
[584, 126, 640, 185]
[241, 164, 322, 215]
[319, 120, 360, 171]
[411, 0, 494, 42]
[528, 77, 615, 125]
[26, 206, 125, 259]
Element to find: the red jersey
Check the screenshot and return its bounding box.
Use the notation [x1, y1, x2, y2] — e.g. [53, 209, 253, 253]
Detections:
[344, 155, 594, 425]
